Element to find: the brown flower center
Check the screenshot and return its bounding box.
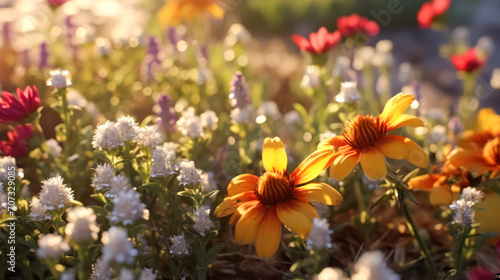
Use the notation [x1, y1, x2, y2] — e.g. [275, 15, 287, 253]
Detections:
[255, 172, 293, 205]
[341, 115, 387, 150]
[483, 137, 500, 165]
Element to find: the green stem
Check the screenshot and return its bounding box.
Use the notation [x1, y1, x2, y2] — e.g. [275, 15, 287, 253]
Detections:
[454, 231, 467, 280]
[362, 66, 380, 114]
[59, 88, 71, 162]
[402, 202, 438, 280]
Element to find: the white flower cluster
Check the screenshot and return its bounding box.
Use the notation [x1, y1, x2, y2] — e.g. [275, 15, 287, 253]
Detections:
[162, 142, 179, 158]
[140, 268, 157, 280]
[193, 206, 214, 235]
[92, 121, 121, 150]
[169, 232, 191, 256]
[0, 156, 16, 182]
[65, 207, 100, 242]
[91, 165, 133, 199]
[89, 258, 112, 280]
[316, 251, 399, 280]
[45, 139, 62, 158]
[46, 68, 72, 89]
[230, 105, 254, 124]
[39, 175, 74, 211]
[109, 189, 149, 225]
[138, 125, 164, 148]
[0, 187, 7, 211]
[176, 107, 219, 139]
[37, 233, 70, 259]
[177, 161, 202, 186]
[449, 187, 484, 229]
[306, 218, 333, 250]
[116, 116, 140, 142]
[101, 227, 138, 265]
[28, 197, 52, 221]
[119, 269, 134, 280]
[151, 146, 176, 178]
[201, 172, 217, 192]
[336, 82, 361, 103]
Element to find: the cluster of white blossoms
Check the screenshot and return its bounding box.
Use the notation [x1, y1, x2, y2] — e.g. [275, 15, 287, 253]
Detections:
[169, 232, 191, 256]
[201, 172, 217, 192]
[316, 251, 400, 280]
[138, 125, 164, 148]
[46, 68, 72, 89]
[45, 139, 62, 158]
[193, 206, 214, 235]
[28, 197, 52, 221]
[230, 105, 254, 124]
[176, 107, 219, 139]
[37, 233, 70, 259]
[109, 189, 149, 225]
[65, 207, 100, 242]
[0, 186, 7, 211]
[104, 173, 132, 199]
[151, 146, 176, 178]
[119, 269, 134, 280]
[140, 268, 157, 280]
[162, 142, 179, 158]
[449, 187, 484, 229]
[38, 175, 74, 211]
[336, 82, 361, 103]
[91, 163, 116, 192]
[92, 121, 122, 150]
[177, 161, 202, 186]
[306, 218, 333, 250]
[0, 156, 16, 181]
[101, 227, 138, 265]
[89, 258, 112, 280]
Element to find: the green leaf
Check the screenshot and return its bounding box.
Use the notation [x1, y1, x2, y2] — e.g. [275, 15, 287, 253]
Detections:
[204, 243, 225, 265]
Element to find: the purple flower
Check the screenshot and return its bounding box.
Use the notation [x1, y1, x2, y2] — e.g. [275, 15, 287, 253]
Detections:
[157, 95, 177, 132]
[2, 22, 11, 46]
[142, 37, 162, 82]
[448, 116, 464, 136]
[229, 71, 251, 108]
[39, 42, 50, 69]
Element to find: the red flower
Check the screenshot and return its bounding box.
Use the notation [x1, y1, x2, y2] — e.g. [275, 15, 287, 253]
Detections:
[291, 27, 341, 55]
[47, 0, 67, 8]
[417, 0, 451, 28]
[466, 241, 500, 280]
[0, 125, 34, 157]
[336, 14, 379, 39]
[451, 48, 487, 73]
[0, 86, 40, 123]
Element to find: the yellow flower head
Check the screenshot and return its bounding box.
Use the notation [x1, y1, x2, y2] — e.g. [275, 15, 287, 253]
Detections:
[215, 137, 342, 258]
[319, 93, 429, 180]
[157, 0, 224, 27]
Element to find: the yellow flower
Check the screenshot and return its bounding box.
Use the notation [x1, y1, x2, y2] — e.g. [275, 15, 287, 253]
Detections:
[319, 93, 429, 180]
[157, 0, 224, 27]
[475, 190, 500, 245]
[214, 137, 342, 258]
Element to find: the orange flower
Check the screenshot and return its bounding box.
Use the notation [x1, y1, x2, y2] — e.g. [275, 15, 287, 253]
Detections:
[214, 137, 342, 258]
[319, 93, 429, 180]
[457, 108, 500, 149]
[408, 162, 470, 205]
[157, 0, 224, 27]
[475, 190, 500, 245]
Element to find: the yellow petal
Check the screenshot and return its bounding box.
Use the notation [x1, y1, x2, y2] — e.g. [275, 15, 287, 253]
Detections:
[375, 135, 407, 160]
[255, 206, 281, 258]
[403, 138, 429, 168]
[214, 191, 257, 217]
[235, 203, 266, 244]
[387, 114, 424, 132]
[156, 1, 181, 27]
[318, 136, 347, 149]
[329, 150, 359, 181]
[208, 3, 224, 18]
[380, 93, 415, 127]
[429, 186, 454, 205]
[276, 199, 318, 239]
[262, 137, 288, 173]
[292, 145, 334, 185]
[293, 183, 343, 205]
[449, 148, 495, 177]
[476, 108, 500, 134]
[359, 146, 387, 180]
[227, 174, 259, 197]
[475, 191, 500, 245]
[408, 174, 441, 191]
[228, 212, 241, 226]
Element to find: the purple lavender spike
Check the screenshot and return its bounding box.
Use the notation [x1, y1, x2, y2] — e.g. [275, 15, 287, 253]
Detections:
[39, 42, 49, 69]
[229, 71, 251, 108]
[448, 116, 464, 136]
[167, 27, 180, 46]
[157, 94, 177, 133]
[142, 37, 162, 82]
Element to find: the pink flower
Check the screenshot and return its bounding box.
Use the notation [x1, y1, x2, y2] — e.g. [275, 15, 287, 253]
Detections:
[451, 48, 487, 73]
[47, 0, 67, 8]
[337, 14, 379, 39]
[292, 27, 341, 55]
[0, 125, 34, 157]
[0, 86, 41, 123]
[417, 0, 451, 28]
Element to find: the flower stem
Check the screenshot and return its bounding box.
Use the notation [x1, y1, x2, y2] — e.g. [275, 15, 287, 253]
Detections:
[402, 202, 438, 280]
[58, 88, 71, 162]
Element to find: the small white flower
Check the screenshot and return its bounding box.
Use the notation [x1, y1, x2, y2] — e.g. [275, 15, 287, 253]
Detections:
[332, 56, 350, 78]
[398, 62, 414, 86]
[151, 146, 175, 178]
[461, 187, 484, 203]
[101, 227, 138, 265]
[46, 68, 72, 89]
[476, 36, 494, 54]
[230, 106, 251, 124]
[200, 110, 219, 130]
[0, 188, 8, 211]
[450, 199, 475, 228]
[138, 125, 164, 148]
[61, 271, 76, 280]
[106, 174, 133, 199]
[490, 68, 500, 89]
[354, 46, 375, 69]
[201, 172, 217, 192]
[140, 268, 156, 280]
[162, 142, 179, 159]
[336, 82, 361, 103]
[319, 131, 337, 143]
[315, 267, 346, 280]
[119, 268, 134, 280]
[177, 110, 204, 139]
[169, 232, 191, 256]
[284, 111, 302, 126]
[90, 258, 112, 280]
[301, 65, 320, 88]
[351, 250, 400, 280]
[45, 139, 62, 158]
[91, 163, 116, 192]
[65, 207, 100, 242]
[257, 101, 281, 120]
[0, 156, 16, 181]
[39, 175, 74, 210]
[37, 233, 70, 259]
[116, 116, 140, 143]
[177, 161, 202, 186]
[67, 89, 88, 108]
[306, 218, 333, 250]
[109, 189, 149, 225]
[92, 121, 121, 150]
[28, 197, 52, 221]
[193, 206, 214, 235]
